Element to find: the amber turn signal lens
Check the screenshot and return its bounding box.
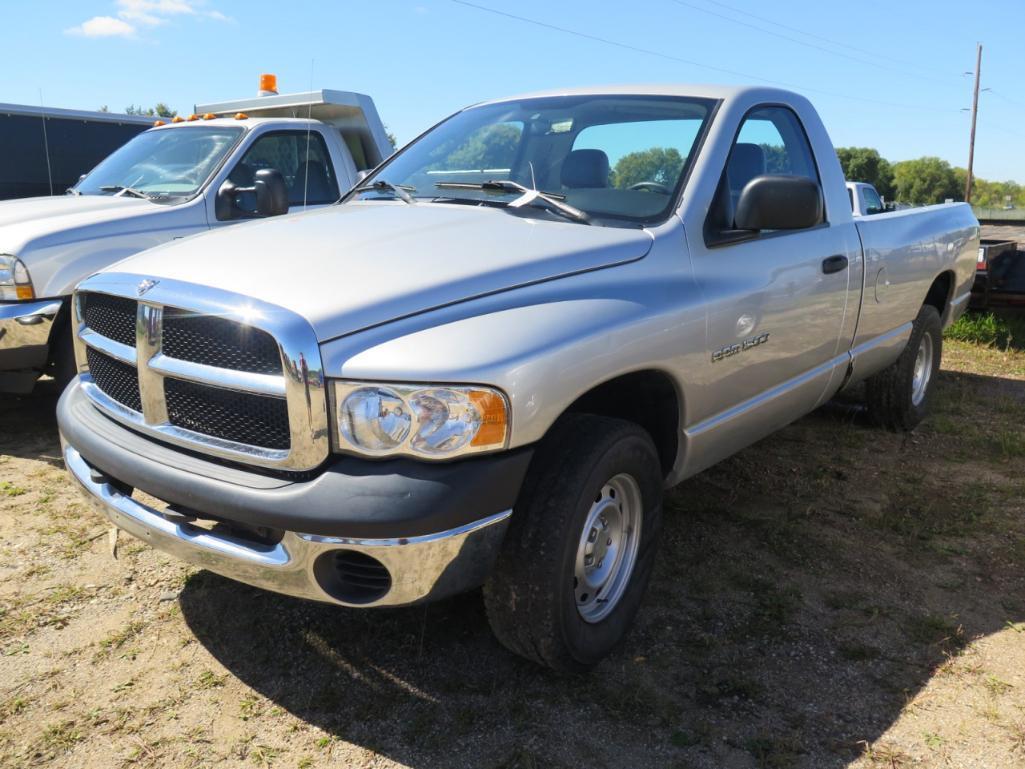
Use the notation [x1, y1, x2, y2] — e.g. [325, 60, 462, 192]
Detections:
[15, 285, 34, 300]
[469, 390, 509, 447]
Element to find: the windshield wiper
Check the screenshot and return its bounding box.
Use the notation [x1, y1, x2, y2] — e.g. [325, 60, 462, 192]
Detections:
[354, 180, 415, 204]
[434, 180, 591, 224]
[99, 185, 150, 200]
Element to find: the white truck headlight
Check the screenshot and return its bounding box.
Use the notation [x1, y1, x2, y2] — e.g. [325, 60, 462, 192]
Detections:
[0, 255, 34, 301]
[333, 382, 509, 459]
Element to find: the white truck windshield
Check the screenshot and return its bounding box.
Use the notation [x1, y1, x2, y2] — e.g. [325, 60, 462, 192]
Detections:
[355, 95, 715, 225]
[75, 126, 243, 201]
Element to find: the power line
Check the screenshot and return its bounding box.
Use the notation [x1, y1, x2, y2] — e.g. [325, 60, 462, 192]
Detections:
[666, 0, 958, 88]
[450, 0, 958, 113]
[698, 0, 955, 76]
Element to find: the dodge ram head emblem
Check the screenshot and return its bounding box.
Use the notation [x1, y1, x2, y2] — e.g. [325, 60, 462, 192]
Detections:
[136, 279, 159, 296]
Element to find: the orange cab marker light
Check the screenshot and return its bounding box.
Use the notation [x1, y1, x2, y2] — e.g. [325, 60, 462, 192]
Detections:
[187, 114, 199, 121]
[234, 112, 249, 120]
[171, 116, 185, 123]
[153, 120, 165, 127]
[202, 113, 216, 120]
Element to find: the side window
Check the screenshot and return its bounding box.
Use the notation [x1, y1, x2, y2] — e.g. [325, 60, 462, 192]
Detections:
[229, 131, 339, 211]
[707, 106, 821, 240]
[861, 185, 884, 215]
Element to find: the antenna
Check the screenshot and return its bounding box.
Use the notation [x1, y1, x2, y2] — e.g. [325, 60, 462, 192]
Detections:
[38, 89, 54, 197]
[302, 59, 314, 209]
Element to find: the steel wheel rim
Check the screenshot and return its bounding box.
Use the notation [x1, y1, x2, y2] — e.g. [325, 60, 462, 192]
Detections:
[911, 332, 934, 407]
[574, 473, 643, 624]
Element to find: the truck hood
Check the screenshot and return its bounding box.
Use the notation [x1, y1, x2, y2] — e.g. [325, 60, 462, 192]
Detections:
[115, 202, 654, 341]
[0, 195, 153, 251]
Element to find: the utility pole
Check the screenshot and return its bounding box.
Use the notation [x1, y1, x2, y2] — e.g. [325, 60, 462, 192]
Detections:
[965, 43, 982, 203]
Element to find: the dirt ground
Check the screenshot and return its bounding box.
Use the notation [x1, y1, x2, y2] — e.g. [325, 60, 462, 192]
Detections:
[1, 338, 1024, 769]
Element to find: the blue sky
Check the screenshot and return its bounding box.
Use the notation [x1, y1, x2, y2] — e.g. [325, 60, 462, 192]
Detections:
[5, 0, 1024, 181]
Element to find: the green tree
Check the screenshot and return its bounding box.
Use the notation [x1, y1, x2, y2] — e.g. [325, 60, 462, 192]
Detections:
[124, 103, 177, 118]
[430, 123, 522, 171]
[891, 157, 960, 204]
[835, 147, 895, 199]
[611, 147, 684, 189]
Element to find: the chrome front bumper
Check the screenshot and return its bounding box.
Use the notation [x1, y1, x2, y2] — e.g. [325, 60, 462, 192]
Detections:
[64, 444, 512, 608]
[0, 298, 62, 352]
[0, 299, 62, 391]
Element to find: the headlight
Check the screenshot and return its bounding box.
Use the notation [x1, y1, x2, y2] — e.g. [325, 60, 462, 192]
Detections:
[0, 255, 34, 301]
[333, 382, 509, 459]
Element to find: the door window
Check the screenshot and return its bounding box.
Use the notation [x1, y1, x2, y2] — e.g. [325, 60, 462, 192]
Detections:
[707, 105, 821, 238]
[228, 131, 339, 211]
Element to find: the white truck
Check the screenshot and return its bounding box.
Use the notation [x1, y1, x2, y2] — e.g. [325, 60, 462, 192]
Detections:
[846, 180, 886, 216]
[0, 82, 392, 393]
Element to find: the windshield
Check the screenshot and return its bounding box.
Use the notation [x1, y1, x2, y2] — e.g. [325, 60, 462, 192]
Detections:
[75, 126, 243, 201]
[353, 94, 715, 225]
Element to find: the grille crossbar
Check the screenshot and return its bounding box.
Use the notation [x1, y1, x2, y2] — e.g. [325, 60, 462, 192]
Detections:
[71, 277, 329, 471]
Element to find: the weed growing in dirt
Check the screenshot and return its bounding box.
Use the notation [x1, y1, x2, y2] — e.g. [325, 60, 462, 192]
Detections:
[946, 312, 1025, 350]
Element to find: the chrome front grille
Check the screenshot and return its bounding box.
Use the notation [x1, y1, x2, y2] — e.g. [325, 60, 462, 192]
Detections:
[72, 273, 329, 471]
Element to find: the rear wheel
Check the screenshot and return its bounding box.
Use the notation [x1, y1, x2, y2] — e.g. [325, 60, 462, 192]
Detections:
[483, 414, 663, 673]
[865, 304, 942, 431]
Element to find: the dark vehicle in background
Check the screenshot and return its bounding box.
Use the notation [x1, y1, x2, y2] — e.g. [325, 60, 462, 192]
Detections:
[0, 104, 152, 200]
[971, 238, 1024, 309]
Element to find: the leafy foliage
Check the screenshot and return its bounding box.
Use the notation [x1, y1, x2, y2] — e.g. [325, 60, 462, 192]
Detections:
[124, 103, 177, 118]
[611, 147, 684, 188]
[892, 156, 960, 205]
[835, 147, 895, 199]
[428, 123, 521, 171]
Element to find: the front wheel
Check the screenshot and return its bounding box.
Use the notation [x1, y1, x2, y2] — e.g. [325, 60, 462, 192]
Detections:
[865, 304, 942, 431]
[483, 414, 663, 673]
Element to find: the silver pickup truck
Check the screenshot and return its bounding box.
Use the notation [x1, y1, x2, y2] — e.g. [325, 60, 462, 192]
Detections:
[57, 85, 979, 672]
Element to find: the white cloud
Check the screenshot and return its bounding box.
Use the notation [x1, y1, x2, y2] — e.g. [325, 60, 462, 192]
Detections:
[65, 0, 229, 39]
[65, 15, 136, 38]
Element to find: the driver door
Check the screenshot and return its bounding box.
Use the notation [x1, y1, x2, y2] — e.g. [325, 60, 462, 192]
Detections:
[210, 129, 340, 227]
[683, 105, 862, 464]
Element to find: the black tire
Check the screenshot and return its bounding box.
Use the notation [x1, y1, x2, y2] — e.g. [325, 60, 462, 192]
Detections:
[48, 309, 77, 393]
[865, 304, 942, 431]
[483, 414, 663, 673]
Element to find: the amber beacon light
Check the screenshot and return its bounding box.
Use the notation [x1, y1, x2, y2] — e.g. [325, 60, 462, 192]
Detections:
[258, 73, 278, 96]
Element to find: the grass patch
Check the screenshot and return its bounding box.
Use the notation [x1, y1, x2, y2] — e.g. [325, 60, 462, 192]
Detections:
[946, 311, 1025, 350]
[0, 482, 27, 497]
[745, 733, 804, 768]
[905, 613, 968, 653]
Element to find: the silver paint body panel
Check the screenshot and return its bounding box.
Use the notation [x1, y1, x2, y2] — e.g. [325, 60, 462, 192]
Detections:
[87, 84, 979, 486]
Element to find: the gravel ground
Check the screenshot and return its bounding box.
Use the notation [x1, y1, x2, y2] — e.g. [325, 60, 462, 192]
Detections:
[0, 338, 1023, 768]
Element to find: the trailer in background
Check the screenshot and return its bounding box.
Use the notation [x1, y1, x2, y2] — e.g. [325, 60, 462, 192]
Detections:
[970, 238, 1025, 309]
[0, 104, 153, 200]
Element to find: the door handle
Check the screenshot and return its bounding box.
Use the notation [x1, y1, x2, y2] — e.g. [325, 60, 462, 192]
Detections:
[822, 255, 848, 274]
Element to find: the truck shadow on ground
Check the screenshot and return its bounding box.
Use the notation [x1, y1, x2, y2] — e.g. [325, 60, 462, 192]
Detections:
[0, 379, 64, 467]
[178, 368, 1025, 768]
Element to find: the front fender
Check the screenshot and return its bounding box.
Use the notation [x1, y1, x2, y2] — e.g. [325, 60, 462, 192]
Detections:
[319, 269, 707, 449]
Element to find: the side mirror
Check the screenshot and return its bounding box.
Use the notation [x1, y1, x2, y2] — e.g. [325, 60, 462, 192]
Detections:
[216, 169, 290, 220]
[734, 175, 823, 231]
[253, 168, 289, 218]
[215, 180, 239, 220]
